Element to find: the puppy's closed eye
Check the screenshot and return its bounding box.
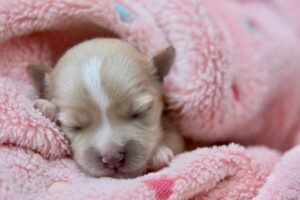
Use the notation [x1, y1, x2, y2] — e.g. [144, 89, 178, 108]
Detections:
[130, 94, 154, 121]
[64, 125, 83, 133]
[58, 109, 90, 133]
[55, 119, 83, 133]
[130, 109, 149, 120]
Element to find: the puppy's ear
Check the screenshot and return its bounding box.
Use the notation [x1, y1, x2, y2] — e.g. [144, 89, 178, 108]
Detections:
[151, 46, 175, 81]
[26, 64, 52, 97]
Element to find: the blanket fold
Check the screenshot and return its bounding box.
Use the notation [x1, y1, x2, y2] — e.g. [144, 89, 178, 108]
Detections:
[0, 145, 280, 200]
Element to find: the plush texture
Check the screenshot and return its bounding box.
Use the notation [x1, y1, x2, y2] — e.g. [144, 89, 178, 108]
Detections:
[1, 0, 300, 199]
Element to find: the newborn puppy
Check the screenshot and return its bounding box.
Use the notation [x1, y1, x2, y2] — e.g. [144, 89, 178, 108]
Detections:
[27, 38, 184, 178]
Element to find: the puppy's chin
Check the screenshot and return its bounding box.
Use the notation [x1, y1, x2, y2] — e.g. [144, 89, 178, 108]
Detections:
[73, 140, 151, 179]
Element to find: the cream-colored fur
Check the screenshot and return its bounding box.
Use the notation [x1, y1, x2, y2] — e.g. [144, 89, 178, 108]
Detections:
[27, 38, 184, 178]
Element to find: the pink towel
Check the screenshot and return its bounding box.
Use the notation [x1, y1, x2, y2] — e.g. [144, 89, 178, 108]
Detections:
[1, 0, 300, 199]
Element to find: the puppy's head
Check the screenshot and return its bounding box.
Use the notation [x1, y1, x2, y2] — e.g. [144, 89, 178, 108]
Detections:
[46, 39, 175, 178]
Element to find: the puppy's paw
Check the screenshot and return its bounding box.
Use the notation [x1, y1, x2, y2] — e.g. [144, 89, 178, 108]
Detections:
[148, 146, 174, 171]
[33, 99, 57, 121]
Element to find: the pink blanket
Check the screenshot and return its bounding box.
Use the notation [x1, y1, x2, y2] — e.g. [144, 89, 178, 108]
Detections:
[1, 0, 300, 199]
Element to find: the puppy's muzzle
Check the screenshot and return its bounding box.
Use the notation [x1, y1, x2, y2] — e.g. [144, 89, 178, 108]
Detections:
[101, 152, 125, 169]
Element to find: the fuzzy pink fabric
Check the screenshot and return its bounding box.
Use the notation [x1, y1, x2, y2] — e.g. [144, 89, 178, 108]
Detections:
[1, 0, 300, 199]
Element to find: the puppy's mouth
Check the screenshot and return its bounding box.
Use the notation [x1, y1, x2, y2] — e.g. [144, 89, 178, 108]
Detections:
[89, 161, 147, 179]
[76, 141, 149, 178]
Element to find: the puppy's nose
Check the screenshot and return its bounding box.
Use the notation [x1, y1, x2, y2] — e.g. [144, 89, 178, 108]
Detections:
[101, 152, 125, 169]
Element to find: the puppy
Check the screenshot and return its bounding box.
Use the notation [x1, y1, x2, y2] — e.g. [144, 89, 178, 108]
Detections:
[27, 38, 184, 178]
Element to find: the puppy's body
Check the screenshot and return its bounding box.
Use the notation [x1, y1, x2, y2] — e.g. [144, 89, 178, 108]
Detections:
[28, 39, 184, 178]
